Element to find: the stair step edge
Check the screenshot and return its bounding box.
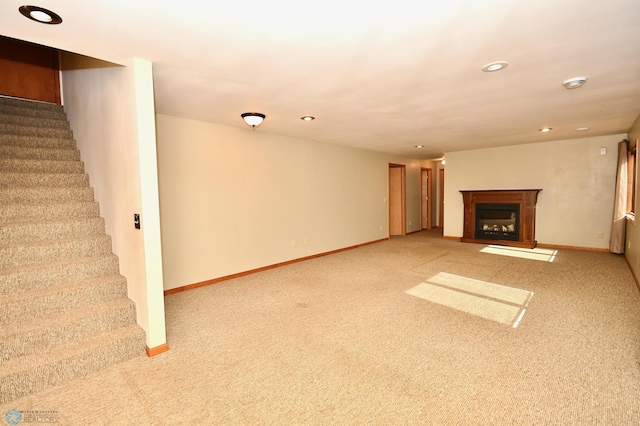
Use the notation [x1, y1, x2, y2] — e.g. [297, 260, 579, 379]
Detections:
[0, 324, 145, 379]
[0, 274, 126, 305]
[0, 297, 135, 338]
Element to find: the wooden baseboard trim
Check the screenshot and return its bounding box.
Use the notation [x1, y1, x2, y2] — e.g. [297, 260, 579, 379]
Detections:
[164, 238, 389, 296]
[447, 236, 609, 252]
[146, 343, 169, 357]
[536, 243, 609, 252]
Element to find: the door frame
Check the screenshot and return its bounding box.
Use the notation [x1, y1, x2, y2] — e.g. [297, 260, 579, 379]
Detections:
[389, 163, 406, 236]
[421, 168, 433, 230]
[439, 168, 445, 228]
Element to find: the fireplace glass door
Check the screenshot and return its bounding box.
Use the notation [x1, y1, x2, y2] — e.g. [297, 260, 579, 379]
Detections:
[475, 203, 520, 241]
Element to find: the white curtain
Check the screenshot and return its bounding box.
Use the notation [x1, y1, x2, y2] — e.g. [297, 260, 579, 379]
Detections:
[610, 140, 628, 254]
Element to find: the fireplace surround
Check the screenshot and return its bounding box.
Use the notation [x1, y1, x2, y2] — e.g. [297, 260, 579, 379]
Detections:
[460, 189, 541, 248]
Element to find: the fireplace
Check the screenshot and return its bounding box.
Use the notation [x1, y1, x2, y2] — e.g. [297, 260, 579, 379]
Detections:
[475, 203, 520, 241]
[460, 189, 541, 248]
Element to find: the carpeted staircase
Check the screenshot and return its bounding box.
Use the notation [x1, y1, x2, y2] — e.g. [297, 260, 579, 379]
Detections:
[0, 96, 146, 404]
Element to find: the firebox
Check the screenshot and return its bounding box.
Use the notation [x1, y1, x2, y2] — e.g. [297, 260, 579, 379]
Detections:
[475, 203, 520, 241]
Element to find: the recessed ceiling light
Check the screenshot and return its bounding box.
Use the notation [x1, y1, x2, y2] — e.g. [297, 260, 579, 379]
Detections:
[415, 145, 423, 148]
[301, 116, 315, 121]
[481, 61, 509, 72]
[576, 127, 590, 132]
[538, 127, 553, 132]
[562, 77, 587, 89]
[19, 5, 62, 24]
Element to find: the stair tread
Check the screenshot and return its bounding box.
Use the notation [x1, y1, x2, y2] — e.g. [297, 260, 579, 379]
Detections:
[0, 171, 87, 176]
[0, 143, 77, 150]
[0, 253, 118, 276]
[0, 233, 111, 248]
[0, 219, 105, 246]
[0, 254, 120, 295]
[0, 104, 66, 117]
[0, 297, 133, 338]
[0, 216, 104, 233]
[0, 235, 113, 270]
[1, 156, 79, 161]
[0, 274, 126, 305]
[0, 324, 145, 377]
[0, 187, 95, 204]
[0, 135, 77, 149]
[0, 144, 80, 160]
[0, 172, 89, 186]
[0, 200, 99, 211]
[0, 114, 70, 127]
[0, 96, 63, 110]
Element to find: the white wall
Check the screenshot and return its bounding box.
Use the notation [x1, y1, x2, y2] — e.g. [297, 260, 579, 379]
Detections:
[60, 54, 166, 349]
[443, 134, 624, 249]
[156, 114, 426, 290]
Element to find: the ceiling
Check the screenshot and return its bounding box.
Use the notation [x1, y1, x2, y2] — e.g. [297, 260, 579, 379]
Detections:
[2, 0, 640, 159]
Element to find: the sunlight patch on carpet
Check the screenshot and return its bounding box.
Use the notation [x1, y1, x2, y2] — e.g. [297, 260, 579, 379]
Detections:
[480, 245, 557, 262]
[406, 272, 533, 327]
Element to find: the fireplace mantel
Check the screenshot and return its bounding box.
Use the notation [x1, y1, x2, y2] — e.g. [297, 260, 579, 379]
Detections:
[460, 189, 542, 249]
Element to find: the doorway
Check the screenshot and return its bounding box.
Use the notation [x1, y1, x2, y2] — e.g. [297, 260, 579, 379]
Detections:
[389, 164, 406, 236]
[439, 168, 445, 228]
[421, 168, 433, 230]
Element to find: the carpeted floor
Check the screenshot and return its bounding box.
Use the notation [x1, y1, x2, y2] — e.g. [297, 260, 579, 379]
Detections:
[3, 229, 640, 425]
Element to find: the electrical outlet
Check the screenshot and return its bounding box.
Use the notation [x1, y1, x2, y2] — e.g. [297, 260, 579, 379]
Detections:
[292, 240, 296, 247]
[597, 231, 603, 239]
[304, 238, 308, 245]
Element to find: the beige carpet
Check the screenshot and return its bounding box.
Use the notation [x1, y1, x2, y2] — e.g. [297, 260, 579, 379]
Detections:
[406, 272, 533, 326]
[3, 229, 640, 425]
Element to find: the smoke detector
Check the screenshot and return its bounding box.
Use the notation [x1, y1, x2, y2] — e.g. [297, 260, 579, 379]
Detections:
[562, 77, 587, 89]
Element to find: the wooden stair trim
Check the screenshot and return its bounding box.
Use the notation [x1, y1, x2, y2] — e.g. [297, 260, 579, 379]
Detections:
[146, 343, 169, 357]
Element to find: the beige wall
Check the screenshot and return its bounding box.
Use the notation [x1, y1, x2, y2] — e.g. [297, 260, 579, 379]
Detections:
[443, 134, 624, 249]
[625, 114, 640, 279]
[156, 114, 427, 290]
[59, 54, 166, 349]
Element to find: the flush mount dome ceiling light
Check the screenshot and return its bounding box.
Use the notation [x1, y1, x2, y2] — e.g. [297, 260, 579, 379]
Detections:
[241, 112, 265, 130]
[481, 61, 509, 72]
[19, 5, 62, 24]
[562, 77, 587, 89]
[538, 127, 553, 132]
[301, 115, 315, 121]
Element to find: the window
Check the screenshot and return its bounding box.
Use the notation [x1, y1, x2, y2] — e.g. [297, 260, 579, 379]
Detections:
[628, 141, 637, 219]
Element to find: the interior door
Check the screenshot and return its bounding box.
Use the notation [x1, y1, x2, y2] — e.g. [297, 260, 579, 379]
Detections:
[421, 168, 433, 230]
[389, 164, 406, 236]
